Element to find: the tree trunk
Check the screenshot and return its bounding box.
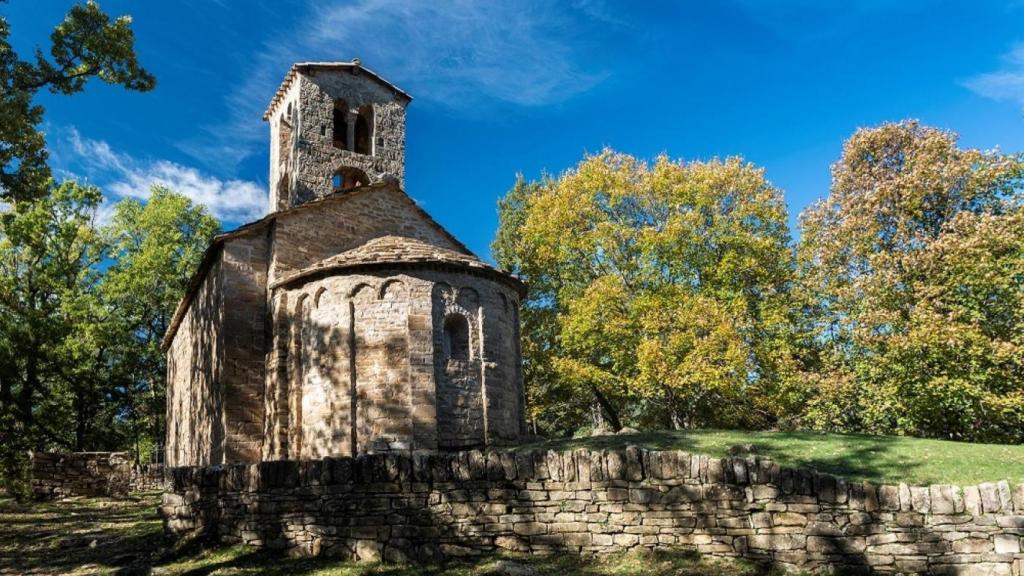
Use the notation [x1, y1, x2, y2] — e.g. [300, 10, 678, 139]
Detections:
[664, 388, 685, 430]
[589, 384, 622, 431]
[20, 354, 37, 441]
[74, 388, 86, 451]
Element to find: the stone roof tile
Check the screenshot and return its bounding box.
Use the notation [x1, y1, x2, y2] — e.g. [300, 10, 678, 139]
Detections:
[271, 235, 522, 292]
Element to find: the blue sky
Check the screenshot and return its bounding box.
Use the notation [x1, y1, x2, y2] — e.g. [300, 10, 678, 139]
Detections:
[7, 0, 1024, 259]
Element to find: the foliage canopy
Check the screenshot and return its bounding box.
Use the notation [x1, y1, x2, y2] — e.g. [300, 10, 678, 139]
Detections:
[494, 150, 806, 433]
[496, 125, 1024, 444]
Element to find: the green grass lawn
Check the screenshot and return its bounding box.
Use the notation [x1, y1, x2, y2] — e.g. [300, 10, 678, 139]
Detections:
[519, 429, 1024, 486]
[0, 492, 165, 575]
[0, 492, 769, 576]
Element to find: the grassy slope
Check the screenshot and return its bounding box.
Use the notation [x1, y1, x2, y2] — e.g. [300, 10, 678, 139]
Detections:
[519, 429, 1024, 486]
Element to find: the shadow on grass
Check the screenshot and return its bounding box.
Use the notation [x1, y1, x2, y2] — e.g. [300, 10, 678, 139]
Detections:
[0, 492, 775, 576]
[0, 494, 165, 575]
[154, 545, 773, 576]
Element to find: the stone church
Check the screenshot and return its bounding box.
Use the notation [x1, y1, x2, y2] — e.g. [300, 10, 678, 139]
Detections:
[162, 61, 526, 467]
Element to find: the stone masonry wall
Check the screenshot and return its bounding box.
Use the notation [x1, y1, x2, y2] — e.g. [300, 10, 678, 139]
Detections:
[220, 232, 270, 464]
[267, 69, 406, 211]
[31, 453, 167, 499]
[292, 72, 407, 204]
[168, 186, 514, 468]
[262, 269, 523, 461]
[32, 452, 131, 499]
[166, 253, 224, 467]
[162, 448, 1024, 575]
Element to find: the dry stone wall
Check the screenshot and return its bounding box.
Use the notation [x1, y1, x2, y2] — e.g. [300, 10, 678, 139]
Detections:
[31, 452, 131, 499]
[31, 453, 168, 499]
[162, 447, 1024, 575]
[33, 450, 124, 496]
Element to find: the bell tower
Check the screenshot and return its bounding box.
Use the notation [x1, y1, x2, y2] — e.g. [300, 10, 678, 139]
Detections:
[264, 60, 412, 212]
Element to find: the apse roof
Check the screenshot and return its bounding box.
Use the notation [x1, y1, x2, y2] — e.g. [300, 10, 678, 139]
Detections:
[272, 235, 525, 294]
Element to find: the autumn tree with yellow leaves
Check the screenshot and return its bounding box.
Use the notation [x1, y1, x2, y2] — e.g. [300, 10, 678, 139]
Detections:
[497, 122, 1024, 443]
[798, 121, 1024, 442]
[494, 150, 810, 435]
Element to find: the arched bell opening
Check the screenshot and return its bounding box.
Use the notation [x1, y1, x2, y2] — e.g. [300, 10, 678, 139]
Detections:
[331, 167, 370, 192]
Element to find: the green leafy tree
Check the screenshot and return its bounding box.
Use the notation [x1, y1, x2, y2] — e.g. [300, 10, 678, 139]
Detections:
[0, 181, 105, 497]
[798, 120, 1024, 441]
[494, 150, 803, 435]
[1, 1, 155, 202]
[0, 1, 152, 496]
[101, 186, 219, 462]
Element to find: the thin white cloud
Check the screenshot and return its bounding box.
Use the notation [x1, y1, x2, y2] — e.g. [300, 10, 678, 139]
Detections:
[179, 0, 617, 171]
[306, 0, 608, 107]
[964, 44, 1024, 108]
[64, 127, 265, 223]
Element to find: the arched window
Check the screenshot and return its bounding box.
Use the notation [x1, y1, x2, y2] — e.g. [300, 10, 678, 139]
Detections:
[276, 174, 290, 211]
[443, 314, 470, 361]
[332, 100, 349, 150]
[354, 105, 373, 155]
[331, 167, 370, 192]
[277, 110, 292, 201]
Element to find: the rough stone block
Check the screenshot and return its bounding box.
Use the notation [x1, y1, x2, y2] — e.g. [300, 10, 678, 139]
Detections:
[815, 474, 837, 503]
[772, 512, 808, 526]
[964, 486, 984, 515]
[980, 483, 1003, 513]
[996, 516, 1024, 529]
[706, 459, 724, 484]
[998, 482, 1014, 511]
[807, 536, 866, 554]
[747, 534, 804, 551]
[932, 562, 1013, 576]
[953, 539, 993, 554]
[605, 451, 626, 481]
[994, 535, 1020, 554]
[878, 485, 900, 511]
[1012, 484, 1024, 512]
[612, 533, 639, 547]
[624, 447, 644, 482]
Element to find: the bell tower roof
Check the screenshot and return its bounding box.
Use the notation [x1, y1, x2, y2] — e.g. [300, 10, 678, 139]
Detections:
[263, 60, 412, 121]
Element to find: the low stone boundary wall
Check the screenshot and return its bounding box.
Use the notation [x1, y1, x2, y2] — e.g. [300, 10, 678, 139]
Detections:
[161, 448, 1024, 575]
[31, 452, 131, 499]
[31, 452, 166, 499]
